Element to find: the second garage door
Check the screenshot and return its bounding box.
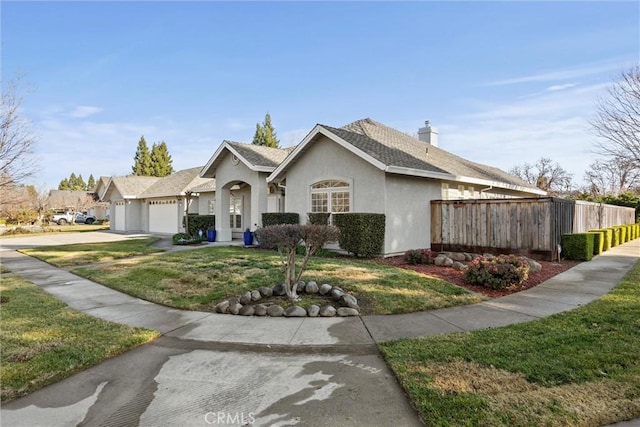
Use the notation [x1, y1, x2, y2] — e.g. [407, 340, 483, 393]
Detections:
[148, 199, 179, 234]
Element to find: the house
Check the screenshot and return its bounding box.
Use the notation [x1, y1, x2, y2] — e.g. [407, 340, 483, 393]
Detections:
[101, 168, 215, 234]
[202, 118, 546, 255]
[47, 189, 109, 220]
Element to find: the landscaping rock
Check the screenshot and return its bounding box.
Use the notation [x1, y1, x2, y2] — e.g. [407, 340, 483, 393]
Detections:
[267, 304, 284, 317]
[284, 306, 307, 317]
[464, 253, 474, 262]
[305, 281, 319, 294]
[451, 252, 467, 262]
[526, 258, 542, 273]
[331, 288, 345, 301]
[452, 261, 467, 271]
[259, 286, 273, 297]
[296, 281, 306, 293]
[272, 284, 286, 296]
[215, 300, 229, 314]
[319, 305, 337, 317]
[319, 284, 333, 295]
[337, 307, 359, 317]
[239, 305, 255, 316]
[251, 290, 262, 302]
[239, 291, 252, 305]
[254, 304, 268, 316]
[228, 300, 242, 315]
[435, 256, 454, 267]
[339, 294, 359, 310]
[307, 305, 320, 317]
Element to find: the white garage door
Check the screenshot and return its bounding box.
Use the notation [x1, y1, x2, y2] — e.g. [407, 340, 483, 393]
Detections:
[149, 199, 179, 234]
[114, 203, 126, 231]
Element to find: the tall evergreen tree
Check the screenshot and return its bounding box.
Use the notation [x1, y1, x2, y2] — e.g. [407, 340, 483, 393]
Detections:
[75, 174, 87, 191]
[58, 178, 70, 190]
[150, 141, 174, 177]
[86, 174, 96, 191]
[132, 136, 154, 176]
[252, 113, 280, 148]
[68, 172, 79, 189]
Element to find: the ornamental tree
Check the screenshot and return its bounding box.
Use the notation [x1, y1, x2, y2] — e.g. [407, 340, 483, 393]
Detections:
[255, 224, 339, 301]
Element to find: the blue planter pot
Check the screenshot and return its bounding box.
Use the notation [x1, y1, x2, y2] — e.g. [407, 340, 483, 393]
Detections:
[207, 230, 216, 242]
[243, 231, 253, 246]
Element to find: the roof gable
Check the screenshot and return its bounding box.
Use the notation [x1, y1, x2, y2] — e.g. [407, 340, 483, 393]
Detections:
[103, 176, 159, 201]
[201, 140, 293, 177]
[139, 167, 215, 198]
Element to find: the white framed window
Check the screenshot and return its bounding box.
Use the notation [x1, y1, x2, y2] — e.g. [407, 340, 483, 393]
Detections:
[229, 196, 243, 230]
[310, 180, 350, 218]
[208, 200, 215, 215]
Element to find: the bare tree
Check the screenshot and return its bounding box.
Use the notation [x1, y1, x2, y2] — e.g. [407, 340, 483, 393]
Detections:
[591, 65, 640, 168]
[584, 157, 640, 196]
[509, 157, 573, 196]
[0, 75, 37, 189]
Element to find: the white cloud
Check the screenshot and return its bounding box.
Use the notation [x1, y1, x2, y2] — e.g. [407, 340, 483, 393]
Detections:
[486, 61, 620, 87]
[545, 83, 577, 92]
[69, 105, 103, 118]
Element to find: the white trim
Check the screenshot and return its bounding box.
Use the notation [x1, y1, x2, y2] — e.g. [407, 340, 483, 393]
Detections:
[201, 141, 278, 178]
[267, 125, 386, 183]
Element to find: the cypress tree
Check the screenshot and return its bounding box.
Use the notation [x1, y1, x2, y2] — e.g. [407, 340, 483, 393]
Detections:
[87, 174, 96, 191]
[132, 136, 153, 176]
[58, 178, 70, 190]
[150, 141, 174, 177]
[252, 113, 280, 148]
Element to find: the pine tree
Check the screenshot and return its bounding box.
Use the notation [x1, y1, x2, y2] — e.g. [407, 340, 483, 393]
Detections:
[75, 174, 87, 191]
[252, 113, 280, 148]
[58, 178, 70, 190]
[87, 174, 96, 191]
[68, 172, 79, 189]
[150, 141, 174, 177]
[132, 136, 153, 176]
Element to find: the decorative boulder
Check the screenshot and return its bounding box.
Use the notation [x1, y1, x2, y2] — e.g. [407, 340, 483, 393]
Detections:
[338, 294, 359, 310]
[337, 307, 359, 317]
[331, 288, 345, 301]
[259, 286, 273, 297]
[452, 261, 467, 271]
[464, 253, 474, 261]
[319, 284, 333, 295]
[305, 282, 319, 294]
[434, 255, 447, 266]
[307, 305, 320, 317]
[451, 252, 467, 262]
[319, 305, 337, 317]
[239, 305, 255, 316]
[296, 281, 306, 293]
[272, 284, 286, 296]
[239, 291, 252, 305]
[251, 290, 262, 302]
[284, 306, 307, 317]
[267, 304, 284, 317]
[526, 258, 542, 273]
[254, 304, 268, 316]
[228, 300, 242, 315]
[215, 300, 229, 314]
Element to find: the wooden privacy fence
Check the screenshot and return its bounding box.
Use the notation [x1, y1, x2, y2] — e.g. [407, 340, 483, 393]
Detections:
[430, 197, 635, 260]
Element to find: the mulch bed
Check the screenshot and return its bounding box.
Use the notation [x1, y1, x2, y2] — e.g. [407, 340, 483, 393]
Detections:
[378, 257, 582, 298]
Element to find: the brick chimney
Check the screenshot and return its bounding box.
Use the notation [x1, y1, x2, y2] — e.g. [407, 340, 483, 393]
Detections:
[417, 120, 438, 147]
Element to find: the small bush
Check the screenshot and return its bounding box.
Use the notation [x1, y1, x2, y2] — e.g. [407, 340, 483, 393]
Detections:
[562, 233, 595, 261]
[262, 213, 300, 227]
[610, 227, 621, 247]
[172, 232, 202, 245]
[464, 255, 530, 290]
[184, 214, 215, 236]
[334, 213, 385, 257]
[587, 231, 604, 256]
[589, 228, 612, 251]
[307, 212, 330, 225]
[1, 227, 33, 236]
[404, 249, 437, 265]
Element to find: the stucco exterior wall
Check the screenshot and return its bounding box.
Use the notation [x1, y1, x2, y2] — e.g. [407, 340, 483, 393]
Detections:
[284, 135, 385, 223]
[126, 200, 144, 232]
[384, 174, 442, 255]
[197, 193, 215, 216]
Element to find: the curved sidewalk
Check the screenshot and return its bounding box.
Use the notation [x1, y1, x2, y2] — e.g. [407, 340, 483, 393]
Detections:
[0, 233, 638, 346]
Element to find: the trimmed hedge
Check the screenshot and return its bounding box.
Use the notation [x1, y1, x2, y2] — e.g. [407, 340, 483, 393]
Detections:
[262, 212, 300, 227]
[184, 214, 215, 236]
[589, 228, 612, 252]
[307, 212, 330, 225]
[587, 231, 604, 256]
[562, 233, 595, 261]
[334, 213, 385, 257]
[610, 227, 621, 247]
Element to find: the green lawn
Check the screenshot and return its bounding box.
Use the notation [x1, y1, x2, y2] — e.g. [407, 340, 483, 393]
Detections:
[20, 237, 162, 267]
[0, 223, 110, 238]
[379, 260, 640, 426]
[0, 272, 158, 402]
[24, 241, 484, 315]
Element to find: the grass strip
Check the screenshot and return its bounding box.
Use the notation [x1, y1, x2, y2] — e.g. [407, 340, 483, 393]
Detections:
[0, 272, 159, 402]
[379, 260, 640, 426]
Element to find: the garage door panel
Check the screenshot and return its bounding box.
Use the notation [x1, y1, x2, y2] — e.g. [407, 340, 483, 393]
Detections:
[149, 200, 179, 234]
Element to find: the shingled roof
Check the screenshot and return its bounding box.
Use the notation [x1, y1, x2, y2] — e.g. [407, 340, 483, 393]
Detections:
[139, 167, 215, 198]
[269, 118, 544, 194]
[105, 176, 159, 200]
[201, 140, 294, 178]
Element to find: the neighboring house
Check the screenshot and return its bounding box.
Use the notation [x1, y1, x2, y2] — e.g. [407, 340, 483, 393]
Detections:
[47, 189, 109, 219]
[200, 141, 292, 240]
[203, 118, 546, 255]
[101, 168, 215, 234]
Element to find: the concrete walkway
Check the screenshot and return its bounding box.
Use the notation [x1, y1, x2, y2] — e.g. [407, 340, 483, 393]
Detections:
[1, 231, 638, 426]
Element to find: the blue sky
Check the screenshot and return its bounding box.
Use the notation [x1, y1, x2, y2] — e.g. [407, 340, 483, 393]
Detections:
[2, 1, 638, 191]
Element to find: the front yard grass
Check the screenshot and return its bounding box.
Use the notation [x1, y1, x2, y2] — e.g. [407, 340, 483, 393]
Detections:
[28, 242, 484, 315]
[20, 237, 162, 267]
[0, 272, 159, 402]
[379, 260, 640, 426]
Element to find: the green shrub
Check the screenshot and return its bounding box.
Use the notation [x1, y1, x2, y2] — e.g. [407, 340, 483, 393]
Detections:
[562, 233, 595, 261]
[334, 213, 385, 257]
[619, 226, 628, 243]
[1, 227, 33, 236]
[589, 228, 612, 252]
[172, 232, 202, 245]
[307, 212, 330, 225]
[183, 214, 215, 236]
[261, 213, 300, 227]
[610, 227, 621, 247]
[403, 249, 437, 265]
[464, 255, 530, 290]
[587, 231, 604, 256]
